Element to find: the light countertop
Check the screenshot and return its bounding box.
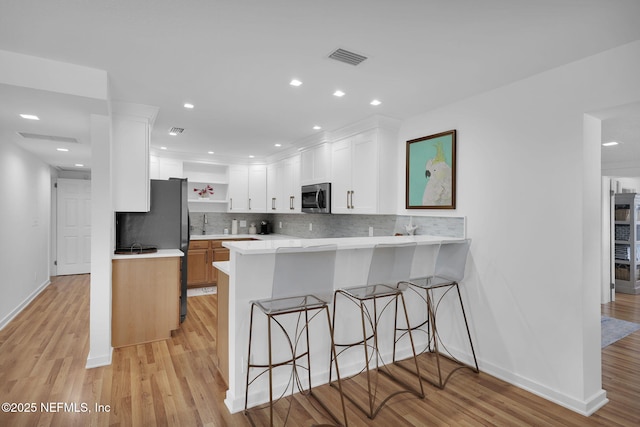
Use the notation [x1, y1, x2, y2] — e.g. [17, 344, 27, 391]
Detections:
[190, 233, 297, 241]
[222, 235, 464, 255]
[112, 249, 184, 260]
[212, 261, 230, 275]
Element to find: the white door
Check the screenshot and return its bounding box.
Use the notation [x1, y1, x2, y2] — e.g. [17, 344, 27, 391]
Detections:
[248, 165, 267, 212]
[57, 178, 91, 275]
[287, 155, 301, 212]
[331, 138, 352, 214]
[228, 165, 249, 211]
[351, 131, 378, 214]
[267, 163, 278, 212]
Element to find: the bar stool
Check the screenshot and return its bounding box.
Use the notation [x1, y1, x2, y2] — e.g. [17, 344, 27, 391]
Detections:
[396, 239, 478, 389]
[244, 244, 348, 427]
[330, 242, 424, 419]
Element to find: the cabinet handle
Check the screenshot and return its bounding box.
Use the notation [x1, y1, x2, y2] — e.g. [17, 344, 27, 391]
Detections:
[272, 197, 276, 210]
[248, 198, 251, 210]
[350, 190, 354, 209]
[290, 196, 294, 210]
[230, 198, 233, 210]
[346, 191, 350, 209]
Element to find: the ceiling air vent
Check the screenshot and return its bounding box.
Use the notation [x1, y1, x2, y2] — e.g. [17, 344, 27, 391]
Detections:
[18, 132, 79, 143]
[169, 127, 184, 135]
[328, 48, 368, 66]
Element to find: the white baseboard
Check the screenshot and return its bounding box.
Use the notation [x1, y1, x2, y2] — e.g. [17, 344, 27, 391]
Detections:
[86, 347, 113, 369]
[0, 279, 51, 331]
[229, 343, 609, 417]
[478, 356, 608, 416]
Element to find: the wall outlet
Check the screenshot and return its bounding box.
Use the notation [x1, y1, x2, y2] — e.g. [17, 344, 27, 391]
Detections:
[309, 223, 313, 231]
[239, 220, 247, 227]
[279, 221, 282, 229]
[369, 226, 374, 237]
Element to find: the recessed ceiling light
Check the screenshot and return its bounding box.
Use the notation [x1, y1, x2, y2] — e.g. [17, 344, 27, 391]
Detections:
[56, 148, 69, 152]
[184, 103, 194, 109]
[160, 146, 167, 150]
[313, 125, 322, 130]
[249, 155, 255, 158]
[274, 143, 282, 147]
[290, 79, 302, 87]
[75, 163, 84, 167]
[208, 151, 214, 154]
[370, 99, 382, 106]
[333, 90, 345, 97]
[20, 114, 40, 120]
[602, 141, 619, 147]
[169, 132, 177, 136]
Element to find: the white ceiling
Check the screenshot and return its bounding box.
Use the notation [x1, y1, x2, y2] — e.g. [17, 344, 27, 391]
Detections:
[1, 0, 640, 171]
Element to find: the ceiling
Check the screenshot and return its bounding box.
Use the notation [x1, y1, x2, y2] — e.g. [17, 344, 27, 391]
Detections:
[1, 0, 640, 171]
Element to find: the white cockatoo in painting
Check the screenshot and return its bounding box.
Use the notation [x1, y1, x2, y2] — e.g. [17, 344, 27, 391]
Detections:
[422, 141, 451, 205]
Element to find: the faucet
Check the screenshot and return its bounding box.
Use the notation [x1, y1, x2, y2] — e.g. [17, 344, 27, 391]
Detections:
[203, 213, 208, 235]
[405, 216, 418, 235]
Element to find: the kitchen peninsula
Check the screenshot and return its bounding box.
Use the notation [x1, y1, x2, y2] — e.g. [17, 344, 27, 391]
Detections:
[215, 234, 464, 413]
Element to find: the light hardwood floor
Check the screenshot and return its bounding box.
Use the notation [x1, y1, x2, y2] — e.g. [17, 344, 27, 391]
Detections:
[1, 274, 639, 426]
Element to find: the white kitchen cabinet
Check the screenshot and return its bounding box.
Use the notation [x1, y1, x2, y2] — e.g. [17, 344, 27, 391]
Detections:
[281, 155, 301, 212]
[228, 165, 249, 211]
[150, 156, 184, 180]
[150, 155, 159, 179]
[331, 127, 398, 214]
[267, 155, 301, 213]
[248, 165, 267, 212]
[112, 114, 150, 212]
[267, 163, 278, 212]
[300, 143, 331, 185]
[228, 164, 267, 212]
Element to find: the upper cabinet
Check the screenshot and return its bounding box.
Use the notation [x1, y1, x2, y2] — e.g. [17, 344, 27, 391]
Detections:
[150, 156, 183, 180]
[331, 124, 398, 214]
[228, 164, 267, 212]
[300, 143, 331, 186]
[112, 114, 151, 212]
[267, 154, 301, 213]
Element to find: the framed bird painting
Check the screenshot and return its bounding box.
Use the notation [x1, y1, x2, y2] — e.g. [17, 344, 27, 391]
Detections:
[406, 130, 456, 209]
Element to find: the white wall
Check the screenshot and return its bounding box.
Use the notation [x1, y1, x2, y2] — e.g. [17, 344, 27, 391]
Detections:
[396, 40, 640, 415]
[0, 136, 52, 329]
[86, 114, 113, 368]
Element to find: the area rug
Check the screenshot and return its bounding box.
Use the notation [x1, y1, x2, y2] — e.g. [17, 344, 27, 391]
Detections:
[601, 316, 640, 348]
[187, 286, 217, 297]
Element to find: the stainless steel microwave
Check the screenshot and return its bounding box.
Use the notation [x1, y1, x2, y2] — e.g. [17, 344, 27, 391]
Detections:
[301, 183, 331, 213]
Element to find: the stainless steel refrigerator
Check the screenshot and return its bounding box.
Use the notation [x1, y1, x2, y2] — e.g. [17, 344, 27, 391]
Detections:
[115, 178, 190, 322]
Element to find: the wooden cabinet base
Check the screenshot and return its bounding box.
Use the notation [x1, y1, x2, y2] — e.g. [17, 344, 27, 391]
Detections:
[112, 256, 181, 348]
[187, 238, 254, 289]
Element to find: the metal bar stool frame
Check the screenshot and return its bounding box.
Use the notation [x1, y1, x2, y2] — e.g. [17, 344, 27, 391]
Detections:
[394, 239, 479, 389]
[244, 245, 348, 427]
[329, 242, 424, 419]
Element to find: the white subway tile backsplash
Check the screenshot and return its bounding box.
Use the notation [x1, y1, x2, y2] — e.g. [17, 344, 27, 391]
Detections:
[189, 212, 465, 239]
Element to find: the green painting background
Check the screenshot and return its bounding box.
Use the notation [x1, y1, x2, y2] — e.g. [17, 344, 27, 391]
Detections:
[408, 134, 453, 206]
